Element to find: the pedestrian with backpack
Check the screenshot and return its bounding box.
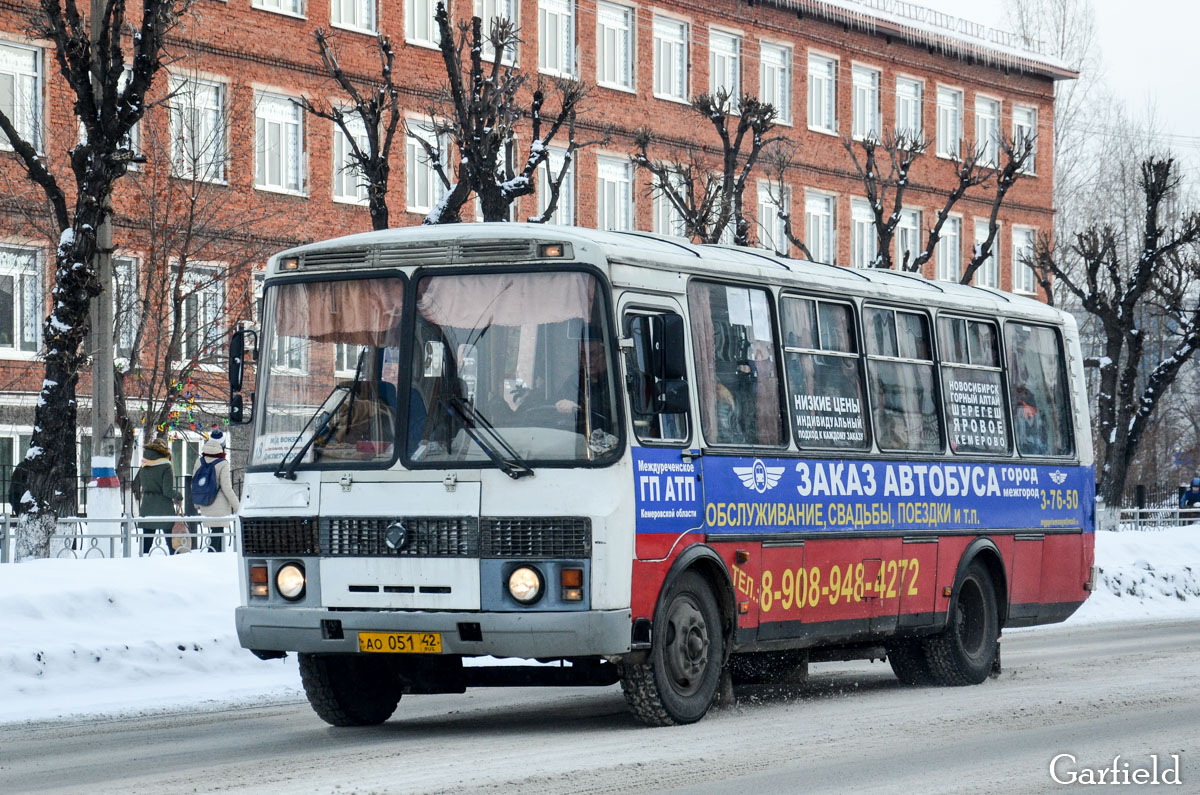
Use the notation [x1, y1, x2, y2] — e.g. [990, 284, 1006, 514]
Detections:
[192, 432, 240, 552]
[1181, 477, 1200, 525]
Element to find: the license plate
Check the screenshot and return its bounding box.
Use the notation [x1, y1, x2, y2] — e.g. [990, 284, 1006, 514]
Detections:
[358, 631, 442, 654]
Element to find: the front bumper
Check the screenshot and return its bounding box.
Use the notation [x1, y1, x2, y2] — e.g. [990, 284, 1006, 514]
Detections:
[236, 605, 632, 658]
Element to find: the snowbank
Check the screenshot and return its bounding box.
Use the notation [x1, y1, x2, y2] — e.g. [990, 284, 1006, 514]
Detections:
[2, 526, 1199, 725]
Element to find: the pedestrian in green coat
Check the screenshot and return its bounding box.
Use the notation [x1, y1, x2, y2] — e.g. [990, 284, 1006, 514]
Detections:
[137, 439, 182, 554]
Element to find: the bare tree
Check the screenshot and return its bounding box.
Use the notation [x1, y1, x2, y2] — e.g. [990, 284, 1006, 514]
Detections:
[838, 130, 1034, 280]
[0, 0, 191, 558]
[632, 90, 780, 246]
[298, 29, 403, 231]
[416, 3, 598, 224]
[1035, 157, 1200, 505]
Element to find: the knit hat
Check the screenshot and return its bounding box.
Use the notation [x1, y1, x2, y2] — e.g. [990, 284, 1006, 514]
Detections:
[144, 439, 171, 458]
[202, 438, 224, 456]
[210, 429, 225, 446]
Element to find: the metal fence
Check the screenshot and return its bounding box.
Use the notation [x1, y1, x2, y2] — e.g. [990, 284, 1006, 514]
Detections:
[1096, 505, 1200, 532]
[0, 513, 240, 563]
[1, 465, 201, 516]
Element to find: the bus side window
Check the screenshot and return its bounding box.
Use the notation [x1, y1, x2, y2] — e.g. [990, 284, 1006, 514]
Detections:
[864, 306, 943, 453]
[626, 312, 689, 443]
[1005, 322, 1074, 457]
[937, 316, 1009, 455]
[687, 281, 786, 447]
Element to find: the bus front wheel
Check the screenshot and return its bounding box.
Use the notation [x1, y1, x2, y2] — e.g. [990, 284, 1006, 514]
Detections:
[620, 571, 725, 726]
[298, 653, 403, 726]
[923, 562, 999, 686]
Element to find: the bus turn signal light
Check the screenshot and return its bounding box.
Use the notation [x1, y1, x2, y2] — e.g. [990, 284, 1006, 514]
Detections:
[250, 564, 269, 598]
[539, 243, 565, 258]
[561, 568, 584, 600]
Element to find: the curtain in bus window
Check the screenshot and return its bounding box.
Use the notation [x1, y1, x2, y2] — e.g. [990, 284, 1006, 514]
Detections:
[275, 278, 405, 347]
[1005, 322, 1073, 456]
[416, 272, 594, 327]
[687, 281, 784, 446]
[865, 307, 942, 453]
[780, 297, 869, 450]
[938, 316, 1008, 454]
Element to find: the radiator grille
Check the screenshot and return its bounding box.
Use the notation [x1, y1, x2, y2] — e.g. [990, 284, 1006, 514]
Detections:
[481, 517, 591, 558]
[242, 517, 320, 556]
[457, 240, 535, 262]
[321, 517, 479, 557]
[302, 248, 369, 269]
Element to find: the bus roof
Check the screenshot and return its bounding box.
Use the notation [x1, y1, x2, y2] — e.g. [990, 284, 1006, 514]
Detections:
[274, 222, 1067, 326]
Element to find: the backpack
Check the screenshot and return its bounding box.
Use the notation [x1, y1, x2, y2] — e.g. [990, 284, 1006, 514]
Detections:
[192, 458, 222, 507]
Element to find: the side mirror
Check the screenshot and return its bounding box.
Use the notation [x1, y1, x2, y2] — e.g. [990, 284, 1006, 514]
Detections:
[229, 329, 246, 392]
[655, 379, 690, 414]
[627, 313, 690, 416]
[660, 315, 687, 380]
[230, 392, 254, 425]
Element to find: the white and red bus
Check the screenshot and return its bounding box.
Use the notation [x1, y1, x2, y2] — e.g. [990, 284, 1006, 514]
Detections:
[232, 223, 1094, 726]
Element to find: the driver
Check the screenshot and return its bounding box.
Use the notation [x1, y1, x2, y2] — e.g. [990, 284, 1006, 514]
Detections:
[553, 338, 613, 434]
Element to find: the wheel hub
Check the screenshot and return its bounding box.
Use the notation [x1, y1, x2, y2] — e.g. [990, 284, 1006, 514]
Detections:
[664, 598, 709, 695]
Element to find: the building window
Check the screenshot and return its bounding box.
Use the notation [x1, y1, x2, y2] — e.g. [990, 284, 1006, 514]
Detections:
[936, 86, 962, 158]
[406, 126, 447, 214]
[538, 146, 574, 225]
[406, 0, 439, 46]
[332, 117, 369, 204]
[114, 256, 137, 358]
[807, 54, 836, 134]
[973, 219, 998, 288]
[253, 0, 303, 17]
[757, 182, 787, 254]
[170, 77, 226, 183]
[805, 192, 835, 264]
[331, 0, 375, 32]
[334, 343, 364, 376]
[1013, 104, 1037, 174]
[850, 199, 876, 269]
[0, 245, 39, 353]
[759, 42, 791, 125]
[539, 0, 575, 77]
[709, 30, 740, 98]
[652, 16, 688, 101]
[895, 208, 921, 269]
[851, 65, 880, 140]
[975, 96, 1000, 166]
[596, 2, 633, 90]
[652, 173, 686, 237]
[181, 266, 223, 362]
[255, 93, 305, 194]
[936, 217, 962, 282]
[475, 0, 517, 62]
[1013, 227, 1037, 294]
[896, 77, 922, 138]
[597, 155, 633, 231]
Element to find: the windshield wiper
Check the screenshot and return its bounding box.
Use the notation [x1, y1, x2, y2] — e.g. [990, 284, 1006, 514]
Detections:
[275, 350, 368, 480]
[447, 396, 534, 480]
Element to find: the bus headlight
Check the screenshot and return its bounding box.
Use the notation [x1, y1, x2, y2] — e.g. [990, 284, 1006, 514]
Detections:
[276, 563, 306, 601]
[508, 566, 543, 604]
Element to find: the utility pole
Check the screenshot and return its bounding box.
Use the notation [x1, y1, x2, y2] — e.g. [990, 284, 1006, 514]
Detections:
[89, 0, 115, 462]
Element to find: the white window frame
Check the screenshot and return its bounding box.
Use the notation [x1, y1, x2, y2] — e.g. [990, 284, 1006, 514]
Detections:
[476, 0, 518, 64]
[756, 181, 787, 254]
[975, 95, 1001, 167]
[1013, 104, 1037, 175]
[1012, 226, 1038, 295]
[537, 146, 575, 225]
[332, 115, 370, 205]
[850, 199, 876, 269]
[895, 76, 923, 139]
[936, 216, 962, 282]
[805, 191, 836, 264]
[334, 343, 365, 377]
[405, 124, 448, 215]
[597, 154, 633, 231]
[539, 0, 575, 78]
[113, 255, 138, 359]
[759, 41, 791, 125]
[709, 29, 741, 99]
[331, 0, 376, 33]
[252, 0, 305, 19]
[255, 92, 306, 195]
[973, 219, 999, 289]
[936, 86, 963, 159]
[179, 264, 225, 364]
[652, 173, 687, 238]
[596, 1, 634, 92]
[406, 0, 440, 48]
[170, 76, 227, 184]
[851, 64, 880, 140]
[894, 208, 921, 269]
[807, 53, 837, 135]
[652, 16, 688, 103]
[0, 244, 40, 357]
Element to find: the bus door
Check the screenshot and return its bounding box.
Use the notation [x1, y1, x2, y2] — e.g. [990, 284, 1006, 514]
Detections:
[796, 535, 878, 636]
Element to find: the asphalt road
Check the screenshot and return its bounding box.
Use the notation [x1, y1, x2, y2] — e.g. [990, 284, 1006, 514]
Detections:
[2, 620, 1198, 794]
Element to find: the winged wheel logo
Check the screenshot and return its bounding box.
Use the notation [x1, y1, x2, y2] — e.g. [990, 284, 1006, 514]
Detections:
[733, 459, 785, 494]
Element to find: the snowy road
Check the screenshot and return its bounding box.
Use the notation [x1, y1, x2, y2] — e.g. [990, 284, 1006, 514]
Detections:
[3, 619, 1198, 794]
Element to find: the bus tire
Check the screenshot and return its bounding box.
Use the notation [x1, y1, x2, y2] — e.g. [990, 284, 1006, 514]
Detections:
[298, 652, 403, 726]
[885, 639, 935, 685]
[620, 571, 725, 726]
[923, 562, 999, 686]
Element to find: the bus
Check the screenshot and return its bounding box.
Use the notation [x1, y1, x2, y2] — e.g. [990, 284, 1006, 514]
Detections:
[231, 223, 1095, 727]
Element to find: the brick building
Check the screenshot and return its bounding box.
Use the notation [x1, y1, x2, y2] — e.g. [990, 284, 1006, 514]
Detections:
[0, 0, 1074, 489]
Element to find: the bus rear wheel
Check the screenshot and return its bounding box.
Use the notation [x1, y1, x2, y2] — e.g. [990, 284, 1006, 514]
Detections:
[620, 571, 725, 726]
[923, 562, 999, 686]
[298, 653, 403, 726]
[885, 639, 935, 685]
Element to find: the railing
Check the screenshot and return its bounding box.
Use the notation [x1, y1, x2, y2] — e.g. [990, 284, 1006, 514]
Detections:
[1096, 506, 1200, 533]
[0, 513, 240, 562]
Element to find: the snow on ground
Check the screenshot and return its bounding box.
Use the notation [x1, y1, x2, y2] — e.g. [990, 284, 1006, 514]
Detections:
[2, 526, 1199, 725]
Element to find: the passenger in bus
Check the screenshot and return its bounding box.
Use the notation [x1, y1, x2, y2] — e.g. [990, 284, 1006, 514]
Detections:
[715, 381, 746, 443]
[1014, 386, 1047, 455]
